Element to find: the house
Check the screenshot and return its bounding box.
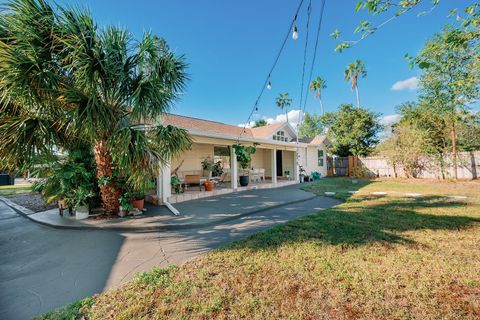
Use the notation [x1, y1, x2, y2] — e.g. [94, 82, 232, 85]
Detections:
[151, 114, 329, 207]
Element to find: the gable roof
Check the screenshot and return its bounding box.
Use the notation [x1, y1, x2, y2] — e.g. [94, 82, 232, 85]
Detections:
[298, 135, 329, 145]
[250, 122, 284, 138]
[160, 114, 254, 138]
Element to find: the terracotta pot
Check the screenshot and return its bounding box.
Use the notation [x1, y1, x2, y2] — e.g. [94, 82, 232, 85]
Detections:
[131, 199, 144, 210]
[204, 181, 215, 191]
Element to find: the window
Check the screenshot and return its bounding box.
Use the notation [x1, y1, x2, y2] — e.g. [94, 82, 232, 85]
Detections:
[273, 131, 288, 142]
[317, 149, 324, 166]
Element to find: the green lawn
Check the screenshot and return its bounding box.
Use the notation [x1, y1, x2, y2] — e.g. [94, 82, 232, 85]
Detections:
[37, 178, 480, 320]
[0, 184, 32, 196]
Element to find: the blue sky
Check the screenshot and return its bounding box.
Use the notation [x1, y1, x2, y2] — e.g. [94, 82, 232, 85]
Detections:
[55, 0, 473, 126]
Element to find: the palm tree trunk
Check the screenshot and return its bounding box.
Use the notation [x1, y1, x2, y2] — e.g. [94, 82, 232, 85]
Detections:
[94, 140, 120, 215]
[319, 92, 324, 115]
[285, 108, 289, 124]
[355, 85, 360, 109]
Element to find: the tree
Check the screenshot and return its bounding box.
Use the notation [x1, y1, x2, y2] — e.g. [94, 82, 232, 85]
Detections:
[414, 28, 480, 179]
[378, 122, 434, 178]
[344, 60, 367, 109]
[322, 104, 381, 156]
[309, 76, 327, 115]
[252, 119, 268, 128]
[275, 92, 292, 124]
[298, 113, 323, 138]
[0, 0, 192, 214]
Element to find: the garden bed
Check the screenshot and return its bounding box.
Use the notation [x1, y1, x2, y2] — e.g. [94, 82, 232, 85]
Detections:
[4, 193, 56, 213]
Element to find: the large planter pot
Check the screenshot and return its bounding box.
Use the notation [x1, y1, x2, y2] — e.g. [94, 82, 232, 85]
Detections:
[131, 198, 144, 210]
[299, 175, 305, 183]
[204, 181, 215, 192]
[239, 175, 249, 187]
[75, 205, 89, 220]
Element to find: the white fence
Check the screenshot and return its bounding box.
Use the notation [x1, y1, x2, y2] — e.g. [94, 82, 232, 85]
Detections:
[358, 152, 480, 180]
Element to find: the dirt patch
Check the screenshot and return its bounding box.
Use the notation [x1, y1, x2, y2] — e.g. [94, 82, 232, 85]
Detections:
[5, 193, 56, 212]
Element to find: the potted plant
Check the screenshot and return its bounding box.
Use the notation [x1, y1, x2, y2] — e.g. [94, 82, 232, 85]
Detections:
[212, 161, 224, 177]
[204, 180, 215, 191]
[131, 191, 145, 210]
[299, 166, 306, 183]
[201, 157, 213, 177]
[69, 187, 94, 220]
[118, 192, 133, 217]
[233, 144, 257, 187]
[170, 176, 182, 194]
[284, 170, 291, 180]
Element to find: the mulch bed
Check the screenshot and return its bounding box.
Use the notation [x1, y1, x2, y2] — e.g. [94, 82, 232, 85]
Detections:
[5, 192, 56, 213]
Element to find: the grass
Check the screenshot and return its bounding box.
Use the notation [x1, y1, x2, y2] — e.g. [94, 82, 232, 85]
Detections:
[37, 178, 480, 320]
[0, 184, 32, 196]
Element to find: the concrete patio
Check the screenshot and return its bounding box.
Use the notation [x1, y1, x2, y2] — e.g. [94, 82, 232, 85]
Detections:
[18, 183, 321, 231]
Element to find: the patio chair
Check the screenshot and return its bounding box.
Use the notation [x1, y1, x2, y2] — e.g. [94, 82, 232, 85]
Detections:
[211, 172, 228, 187]
[184, 174, 202, 191]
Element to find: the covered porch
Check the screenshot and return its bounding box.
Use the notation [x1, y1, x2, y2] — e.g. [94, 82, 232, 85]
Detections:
[149, 136, 300, 205]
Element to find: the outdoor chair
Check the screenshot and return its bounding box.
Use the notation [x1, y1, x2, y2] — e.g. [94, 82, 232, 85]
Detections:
[184, 174, 202, 191]
[211, 172, 228, 187]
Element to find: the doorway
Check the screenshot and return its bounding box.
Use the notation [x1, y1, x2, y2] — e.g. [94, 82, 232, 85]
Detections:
[276, 150, 283, 177]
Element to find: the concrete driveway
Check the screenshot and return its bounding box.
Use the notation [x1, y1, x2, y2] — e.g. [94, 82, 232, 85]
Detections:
[0, 195, 340, 320]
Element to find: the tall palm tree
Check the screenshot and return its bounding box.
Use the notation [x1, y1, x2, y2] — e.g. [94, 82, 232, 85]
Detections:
[0, 0, 191, 214]
[344, 60, 367, 109]
[275, 92, 293, 124]
[310, 76, 327, 115]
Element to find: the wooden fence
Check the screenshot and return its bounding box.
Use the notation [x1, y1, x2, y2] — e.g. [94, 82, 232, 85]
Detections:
[327, 152, 480, 180]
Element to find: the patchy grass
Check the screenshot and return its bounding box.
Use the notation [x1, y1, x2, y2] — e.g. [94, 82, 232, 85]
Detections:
[0, 184, 31, 196]
[38, 178, 480, 319]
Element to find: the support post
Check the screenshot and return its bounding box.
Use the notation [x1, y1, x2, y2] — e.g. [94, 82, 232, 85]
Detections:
[272, 148, 277, 184]
[158, 162, 171, 205]
[294, 150, 300, 182]
[230, 146, 238, 190]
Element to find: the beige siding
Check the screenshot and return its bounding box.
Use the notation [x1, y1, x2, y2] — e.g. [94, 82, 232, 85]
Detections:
[281, 150, 295, 177]
[299, 145, 328, 178]
[172, 143, 214, 173]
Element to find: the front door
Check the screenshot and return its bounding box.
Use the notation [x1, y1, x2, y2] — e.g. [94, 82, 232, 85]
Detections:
[276, 150, 283, 177]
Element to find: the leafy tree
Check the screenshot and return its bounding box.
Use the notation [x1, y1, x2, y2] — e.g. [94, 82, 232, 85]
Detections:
[322, 104, 381, 156]
[252, 119, 268, 128]
[377, 122, 434, 178]
[344, 60, 367, 109]
[275, 92, 292, 124]
[413, 28, 480, 179]
[0, 0, 192, 214]
[309, 76, 327, 115]
[457, 111, 480, 152]
[298, 113, 323, 138]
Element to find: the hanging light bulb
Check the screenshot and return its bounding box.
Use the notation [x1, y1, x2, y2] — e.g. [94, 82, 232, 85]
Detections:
[292, 25, 298, 40]
[267, 81, 272, 90]
[255, 106, 259, 112]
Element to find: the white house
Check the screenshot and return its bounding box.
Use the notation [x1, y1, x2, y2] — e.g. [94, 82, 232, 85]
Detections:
[151, 114, 329, 207]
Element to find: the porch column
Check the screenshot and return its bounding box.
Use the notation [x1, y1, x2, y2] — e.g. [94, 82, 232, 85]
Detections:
[157, 161, 171, 204]
[230, 147, 238, 190]
[294, 150, 300, 182]
[271, 148, 277, 184]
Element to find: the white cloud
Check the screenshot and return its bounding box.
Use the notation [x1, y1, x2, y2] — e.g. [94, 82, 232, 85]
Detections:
[391, 77, 419, 91]
[239, 109, 303, 130]
[380, 114, 401, 126]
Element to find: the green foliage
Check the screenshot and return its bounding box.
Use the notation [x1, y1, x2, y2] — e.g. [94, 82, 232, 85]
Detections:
[378, 122, 433, 178]
[201, 157, 213, 171]
[170, 175, 182, 193]
[32, 149, 96, 208]
[457, 112, 480, 152]
[212, 161, 224, 177]
[252, 119, 268, 128]
[233, 144, 257, 171]
[275, 92, 292, 123]
[119, 192, 133, 211]
[0, 0, 192, 211]
[322, 104, 381, 156]
[298, 113, 324, 138]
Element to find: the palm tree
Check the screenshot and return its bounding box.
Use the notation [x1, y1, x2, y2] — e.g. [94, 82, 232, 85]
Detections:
[275, 93, 293, 124]
[0, 0, 191, 214]
[344, 60, 367, 109]
[310, 76, 327, 115]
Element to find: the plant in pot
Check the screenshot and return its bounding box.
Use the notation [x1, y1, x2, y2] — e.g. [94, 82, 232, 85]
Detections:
[170, 175, 183, 194]
[212, 161, 224, 177]
[233, 144, 257, 187]
[118, 192, 133, 217]
[299, 166, 306, 183]
[201, 157, 213, 178]
[204, 180, 215, 191]
[68, 186, 94, 220]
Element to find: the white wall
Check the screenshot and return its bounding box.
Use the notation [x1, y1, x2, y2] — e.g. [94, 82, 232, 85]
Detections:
[299, 145, 328, 178]
[171, 143, 214, 173]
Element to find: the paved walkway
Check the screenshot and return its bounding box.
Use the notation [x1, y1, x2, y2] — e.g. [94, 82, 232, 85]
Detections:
[21, 184, 317, 230]
[0, 186, 341, 320]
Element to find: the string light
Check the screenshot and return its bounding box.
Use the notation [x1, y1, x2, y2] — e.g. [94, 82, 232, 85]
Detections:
[292, 15, 299, 40]
[267, 81, 272, 90]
